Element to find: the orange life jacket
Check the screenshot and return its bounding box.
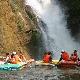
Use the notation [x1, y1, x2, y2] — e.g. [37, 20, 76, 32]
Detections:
[10, 55, 21, 64]
[10, 58, 17, 64]
[72, 56, 78, 62]
[71, 53, 78, 62]
[61, 52, 69, 61]
[43, 54, 52, 63]
[14, 55, 21, 62]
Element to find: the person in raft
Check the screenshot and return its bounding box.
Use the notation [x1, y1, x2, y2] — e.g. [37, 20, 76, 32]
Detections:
[10, 52, 22, 64]
[59, 50, 69, 62]
[18, 50, 27, 62]
[43, 51, 52, 63]
[70, 50, 78, 62]
[5, 53, 11, 63]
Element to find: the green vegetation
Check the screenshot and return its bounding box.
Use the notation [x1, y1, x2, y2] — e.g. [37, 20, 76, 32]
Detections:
[10, 0, 23, 12]
[25, 5, 38, 25]
[27, 10, 36, 21]
[0, 78, 9, 80]
[17, 18, 24, 32]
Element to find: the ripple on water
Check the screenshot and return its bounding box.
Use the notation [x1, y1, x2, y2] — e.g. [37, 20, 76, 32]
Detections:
[0, 66, 80, 80]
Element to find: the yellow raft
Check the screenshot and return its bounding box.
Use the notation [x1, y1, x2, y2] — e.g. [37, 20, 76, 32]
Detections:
[35, 60, 59, 66]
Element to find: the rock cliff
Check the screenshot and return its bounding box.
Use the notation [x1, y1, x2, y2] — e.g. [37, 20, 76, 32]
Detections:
[0, 0, 42, 59]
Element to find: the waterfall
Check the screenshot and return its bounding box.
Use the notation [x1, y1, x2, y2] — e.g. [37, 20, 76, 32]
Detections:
[25, 0, 79, 59]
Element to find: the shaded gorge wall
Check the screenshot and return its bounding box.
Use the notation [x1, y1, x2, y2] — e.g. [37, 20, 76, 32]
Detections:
[59, 0, 80, 41]
[25, 5, 47, 60]
[26, 0, 80, 59]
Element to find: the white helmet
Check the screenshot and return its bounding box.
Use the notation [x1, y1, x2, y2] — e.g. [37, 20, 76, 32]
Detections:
[61, 50, 65, 53]
[12, 52, 16, 55]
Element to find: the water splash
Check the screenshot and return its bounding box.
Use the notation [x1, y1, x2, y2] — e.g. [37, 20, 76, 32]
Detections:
[25, 0, 79, 59]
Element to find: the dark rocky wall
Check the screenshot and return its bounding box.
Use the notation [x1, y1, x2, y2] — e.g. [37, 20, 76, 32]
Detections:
[59, 0, 80, 38]
[0, 0, 45, 59]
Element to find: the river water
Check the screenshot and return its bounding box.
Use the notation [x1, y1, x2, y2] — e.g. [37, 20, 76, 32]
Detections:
[0, 65, 80, 80]
[1, 0, 79, 79]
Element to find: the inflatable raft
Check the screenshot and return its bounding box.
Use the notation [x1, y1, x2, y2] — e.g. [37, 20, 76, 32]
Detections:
[0, 61, 27, 70]
[35, 60, 59, 67]
[35, 60, 79, 68]
[57, 61, 77, 68]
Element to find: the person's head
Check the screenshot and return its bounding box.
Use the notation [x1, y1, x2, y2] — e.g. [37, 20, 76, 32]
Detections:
[74, 50, 77, 53]
[11, 54, 15, 58]
[61, 50, 65, 53]
[6, 53, 9, 56]
[12, 52, 16, 55]
[47, 51, 52, 55]
[43, 52, 47, 55]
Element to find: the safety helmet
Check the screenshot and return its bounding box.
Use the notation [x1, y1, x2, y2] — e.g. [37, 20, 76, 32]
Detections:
[12, 52, 16, 55]
[61, 50, 65, 53]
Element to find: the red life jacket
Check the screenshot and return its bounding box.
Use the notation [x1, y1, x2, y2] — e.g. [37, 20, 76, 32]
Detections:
[61, 52, 69, 61]
[72, 56, 77, 62]
[73, 56, 77, 62]
[72, 53, 78, 62]
[43, 54, 51, 63]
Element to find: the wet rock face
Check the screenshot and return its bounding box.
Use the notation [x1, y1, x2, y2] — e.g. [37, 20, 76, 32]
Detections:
[59, 0, 80, 38]
[0, 0, 39, 58]
[0, 0, 45, 59]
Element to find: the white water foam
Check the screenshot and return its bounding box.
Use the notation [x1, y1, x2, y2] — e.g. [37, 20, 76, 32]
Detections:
[25, 0, 79, 59]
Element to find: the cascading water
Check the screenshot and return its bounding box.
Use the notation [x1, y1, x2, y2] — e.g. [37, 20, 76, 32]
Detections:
[25, 0, 79, 59]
